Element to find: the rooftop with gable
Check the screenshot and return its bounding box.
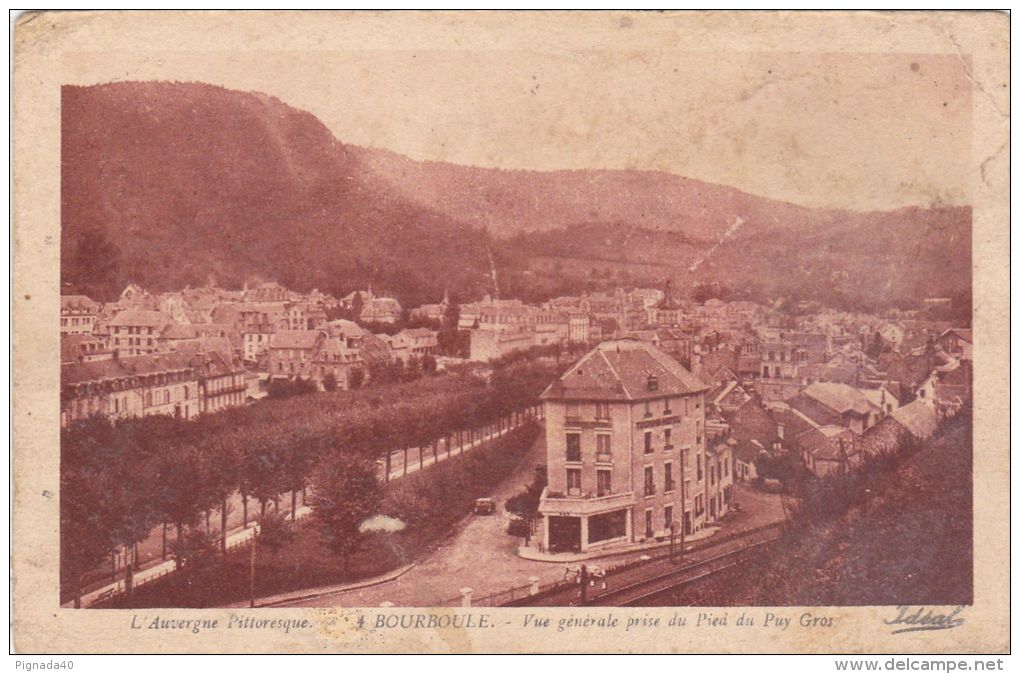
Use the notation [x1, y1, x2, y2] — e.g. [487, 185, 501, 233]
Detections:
[540, 339, 707, 402]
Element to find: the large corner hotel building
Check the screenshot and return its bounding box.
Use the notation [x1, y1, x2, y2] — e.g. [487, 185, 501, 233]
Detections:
[539, 339, 725, 554]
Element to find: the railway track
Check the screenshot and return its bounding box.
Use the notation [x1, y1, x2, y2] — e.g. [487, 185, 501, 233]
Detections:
[586, 535, 777, 606]
[519, 524, 781, 607]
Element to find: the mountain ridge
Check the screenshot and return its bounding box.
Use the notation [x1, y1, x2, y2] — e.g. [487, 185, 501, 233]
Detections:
[61, 80, 971, 312]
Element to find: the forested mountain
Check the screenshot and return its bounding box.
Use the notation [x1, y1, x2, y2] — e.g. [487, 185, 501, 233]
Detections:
[62, 82, 492, 305]
[62, 81, 970, 312]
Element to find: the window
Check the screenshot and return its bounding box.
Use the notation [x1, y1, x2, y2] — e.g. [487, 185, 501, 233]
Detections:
[596, 469, 612, 497]
[723, 459, 729, 478]
[645, 510, 654, 538]
[644, 400, 651, 417]
[664, 428, 672, 449]
[664, 462, 674, 493]
[596, 434, 611, 460]
[595, 402, 610, 420]
[566, 433, 581, 462]
[710, 465, 716, 486]
[697, 453, 703, 482]
[664, 506, 674, 530]
[165, 390, 170, 404]
[644, 466, 655, 496]
[566, 468, 581, 495]
[644, 431, 653, 454]
[184, 386, 189, 400]
[145, 391, 152, 407]
[589, 510, 627, 543]
[663, 400, 672, 415]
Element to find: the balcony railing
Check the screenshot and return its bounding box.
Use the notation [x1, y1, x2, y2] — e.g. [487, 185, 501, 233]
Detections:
[539, 487, 635, 516]
[565, 415, 612, 429]
[595, 452, 613, 463]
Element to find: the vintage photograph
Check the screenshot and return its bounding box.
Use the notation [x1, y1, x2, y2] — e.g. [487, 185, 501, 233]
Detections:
[58, 55, 975, 612]
[12, 9, 1009, 655]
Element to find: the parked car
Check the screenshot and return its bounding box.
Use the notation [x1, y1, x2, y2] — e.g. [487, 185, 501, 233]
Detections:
[473, 497, 496, 515]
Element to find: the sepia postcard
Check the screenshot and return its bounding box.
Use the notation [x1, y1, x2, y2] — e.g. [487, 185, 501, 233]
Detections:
[11, 10, 1010, 654]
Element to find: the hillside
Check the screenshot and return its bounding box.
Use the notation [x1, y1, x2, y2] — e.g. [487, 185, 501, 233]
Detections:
[62, 81, 971, 310]
[61, 82, 492, 305]
[661, 411, 973, 606]
[492, 210, 970, 313]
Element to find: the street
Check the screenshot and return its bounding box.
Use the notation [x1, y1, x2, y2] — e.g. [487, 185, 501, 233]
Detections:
[278, 435, 788, 607]
[282, 427, 561, 607]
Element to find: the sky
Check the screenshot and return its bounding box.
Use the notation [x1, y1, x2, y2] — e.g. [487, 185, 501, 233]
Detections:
[65, 49, 972, 211]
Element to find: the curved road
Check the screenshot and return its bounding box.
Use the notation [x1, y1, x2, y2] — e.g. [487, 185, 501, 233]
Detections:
[280, 433, 787, 608]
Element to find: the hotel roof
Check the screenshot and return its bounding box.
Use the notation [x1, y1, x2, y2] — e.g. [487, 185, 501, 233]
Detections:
[540, 339, 707, 402]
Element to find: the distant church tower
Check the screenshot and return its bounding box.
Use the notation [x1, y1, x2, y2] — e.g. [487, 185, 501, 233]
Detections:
[661, 279, 680, 308]
[487, 247, 500, 299]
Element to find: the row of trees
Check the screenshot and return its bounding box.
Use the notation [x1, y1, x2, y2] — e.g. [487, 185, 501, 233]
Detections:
[102, 419, 542, 608]
[61, 359, 558, 606]
[367, 354, 437, 385]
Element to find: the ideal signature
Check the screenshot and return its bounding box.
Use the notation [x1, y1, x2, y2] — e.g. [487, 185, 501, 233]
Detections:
[884, 606, 967, 635]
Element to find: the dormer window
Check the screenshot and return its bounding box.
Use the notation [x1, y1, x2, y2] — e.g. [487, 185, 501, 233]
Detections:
[647, 374, 658, 392]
